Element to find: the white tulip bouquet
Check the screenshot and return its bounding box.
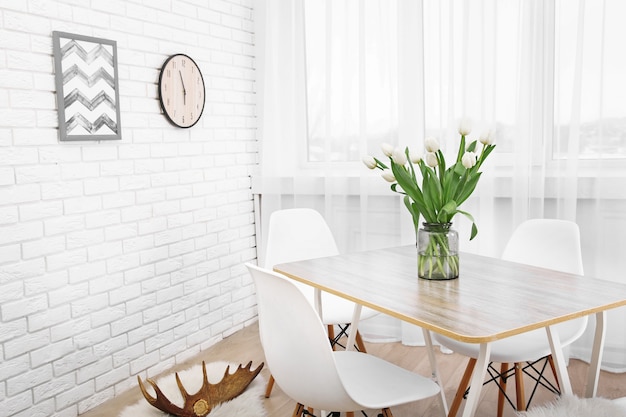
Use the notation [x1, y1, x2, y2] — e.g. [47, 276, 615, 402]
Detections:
[363, 121, 495, 279]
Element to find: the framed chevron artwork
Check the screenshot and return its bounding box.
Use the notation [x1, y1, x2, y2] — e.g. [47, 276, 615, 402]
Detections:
[52, 31, 121, 141]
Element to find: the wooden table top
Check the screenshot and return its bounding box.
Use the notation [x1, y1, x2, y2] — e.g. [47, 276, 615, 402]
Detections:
[274, 245, 626, 344]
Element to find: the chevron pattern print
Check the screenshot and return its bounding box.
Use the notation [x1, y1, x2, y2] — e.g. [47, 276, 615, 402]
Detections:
[53, 32, 121, 141]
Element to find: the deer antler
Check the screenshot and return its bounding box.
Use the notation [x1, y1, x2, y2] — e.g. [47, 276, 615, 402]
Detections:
[138, 361, 264, 417]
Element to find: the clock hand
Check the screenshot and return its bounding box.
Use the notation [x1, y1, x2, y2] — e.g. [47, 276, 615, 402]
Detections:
[179, 70, 187, 105]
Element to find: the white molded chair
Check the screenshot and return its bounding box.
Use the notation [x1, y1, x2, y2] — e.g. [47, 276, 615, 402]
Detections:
[263, 208, 380, 396]
[434, 219, 588, 417]
[246, 263, 441, 417]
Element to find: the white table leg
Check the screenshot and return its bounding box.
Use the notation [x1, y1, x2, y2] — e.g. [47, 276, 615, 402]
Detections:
[461, 342, 491, 417]
[345, 304, 362, 352]
[314, 288, 323, 320]
[585, 311, 606, 398]
[546, 325, 573, 395]
[422, 329, 449, 416]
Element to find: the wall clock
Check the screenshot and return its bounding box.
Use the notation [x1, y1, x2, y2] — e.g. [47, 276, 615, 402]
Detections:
[158, 54, 206, 128]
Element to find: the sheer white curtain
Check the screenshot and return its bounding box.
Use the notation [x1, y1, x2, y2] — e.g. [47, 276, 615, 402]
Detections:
[254, 0, 626, 370]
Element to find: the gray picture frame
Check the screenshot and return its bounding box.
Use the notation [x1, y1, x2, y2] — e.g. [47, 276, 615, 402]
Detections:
[52, 31, 122, 141]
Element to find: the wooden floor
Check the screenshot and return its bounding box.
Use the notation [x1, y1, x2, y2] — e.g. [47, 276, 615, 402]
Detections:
[81, 322, 626, 417]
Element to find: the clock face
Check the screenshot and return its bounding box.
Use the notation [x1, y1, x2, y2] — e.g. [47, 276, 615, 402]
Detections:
[158, 54, 205, 128]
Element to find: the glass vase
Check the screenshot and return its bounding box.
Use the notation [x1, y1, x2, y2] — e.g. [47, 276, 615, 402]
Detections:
[417, 222, 459, 280]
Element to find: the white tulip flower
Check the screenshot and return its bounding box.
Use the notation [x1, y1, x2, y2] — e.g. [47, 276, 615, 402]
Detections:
[381, 142, 394, 157]
[392, 148, 407, 166]
[458, 118, 472, 136]
[461, 151, 477, 169]
[479, 130, 495, 146]
[424, 137, 440, 153]
[409, 150, 422, 164]
[425, 152, 438, 168]
[362, 155, 377, 169]
[381, 169, 396, 183]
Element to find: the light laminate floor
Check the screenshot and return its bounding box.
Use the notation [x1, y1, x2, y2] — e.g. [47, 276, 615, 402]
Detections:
[80, 322, 626, 417]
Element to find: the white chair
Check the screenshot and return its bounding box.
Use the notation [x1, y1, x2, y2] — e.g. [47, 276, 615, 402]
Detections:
[434, 219, 588, 417]
[262, 208, 380, 396]
[246, 263, 441, 417]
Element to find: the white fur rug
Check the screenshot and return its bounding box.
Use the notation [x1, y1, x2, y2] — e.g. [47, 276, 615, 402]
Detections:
[119, 361, 267, 417]
[518, 395, 626, 417]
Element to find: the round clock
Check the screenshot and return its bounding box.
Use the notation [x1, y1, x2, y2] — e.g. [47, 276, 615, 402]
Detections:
[158, 54, 206, 128]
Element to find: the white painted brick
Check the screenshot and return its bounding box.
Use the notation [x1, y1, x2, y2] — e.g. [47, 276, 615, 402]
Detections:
[103, 191, 135, 209]
[52, 347, 98, 377]
[85, 210, 121, 228]
[15, 165, 61, 184]
[50, 316, 91, 344]
[4, 329, 50, 360]
[81, 146, 118, 162]
[106, 252, 141, 274]
[63, 196, 103, 215]
[71, 292, 107, 318]
[121, 204, 152, 222]
[87, 241, 123, 262]
[0, 166, 15, 186]
[83, 177, 119, 195]
[76, 358, 113, 385]
[60, 163, 100, 180]
[90, 304, 126, 329]
[46, 248, 88, 271]
[66, 229, 105, 249]
[48, 283, 88, 308]
[137, 216, 167, 235]
[1, 293, 47, 321]
[11, 400, 55, 417]
[123, 264, 154, 285]
[18, 200, 63, 221]
[0, 259, 46, 284]
[0, 183, 41, 205]
[27, 304, 71, 332]
[110, 312, 142, 337]
[0, 205, 18, 225]
[95, 364, 130, 391]
[74, 326, 111, 351]
[0, 243, 21, 265]
[22, 235, 66, 259]
[54, 380, 95, 412]
[38, 146, 82, 164]
[41, 181, 83, 200]
[1, 390, 32, 417]
[68, 261, 106, 285]
[30, 338, 75, 370]
[44, 215, 85, 236]
[136, 187, 166, 204]
[109, 282, 141, 305]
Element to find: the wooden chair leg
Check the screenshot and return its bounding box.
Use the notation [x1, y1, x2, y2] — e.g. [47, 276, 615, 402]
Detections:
[355, 330, 367, 353]
[328, 325, 336, 350]
[547, 354, 561, 390]
[514, 362, 526, 412]
[448, 357, 477, 417]
[292, 403, 305, 417]
[497, 362, 508, 417]
[346, 412, 355, 417]
[265, 374, 275, 398]
[381, 408, 393, 417]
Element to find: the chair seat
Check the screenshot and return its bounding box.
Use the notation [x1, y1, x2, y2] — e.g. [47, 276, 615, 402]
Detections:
[333, 350, 440, 410]
[434, 317, 587, 363]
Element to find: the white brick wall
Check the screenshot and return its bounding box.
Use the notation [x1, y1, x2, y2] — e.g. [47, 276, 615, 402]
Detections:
[0, 1, 258, 416]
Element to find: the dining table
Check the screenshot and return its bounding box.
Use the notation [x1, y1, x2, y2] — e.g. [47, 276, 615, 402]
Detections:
[273, 245, 626, 417]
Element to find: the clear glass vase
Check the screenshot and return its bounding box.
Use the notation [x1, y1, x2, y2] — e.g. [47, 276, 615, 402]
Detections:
[417, 222, 459, 280]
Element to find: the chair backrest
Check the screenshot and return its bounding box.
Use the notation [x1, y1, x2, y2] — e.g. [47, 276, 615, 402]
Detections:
[264, 208, 339, 269]
[502, 219, 584, 275]
[245, 263, 359, 411]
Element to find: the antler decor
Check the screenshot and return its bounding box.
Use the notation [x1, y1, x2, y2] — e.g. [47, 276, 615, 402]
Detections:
[137, 361, 264, 417]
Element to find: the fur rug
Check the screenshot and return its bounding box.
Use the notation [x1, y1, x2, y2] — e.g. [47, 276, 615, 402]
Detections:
[119, 361, 267, 417]
[518, 395, 626, 417]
